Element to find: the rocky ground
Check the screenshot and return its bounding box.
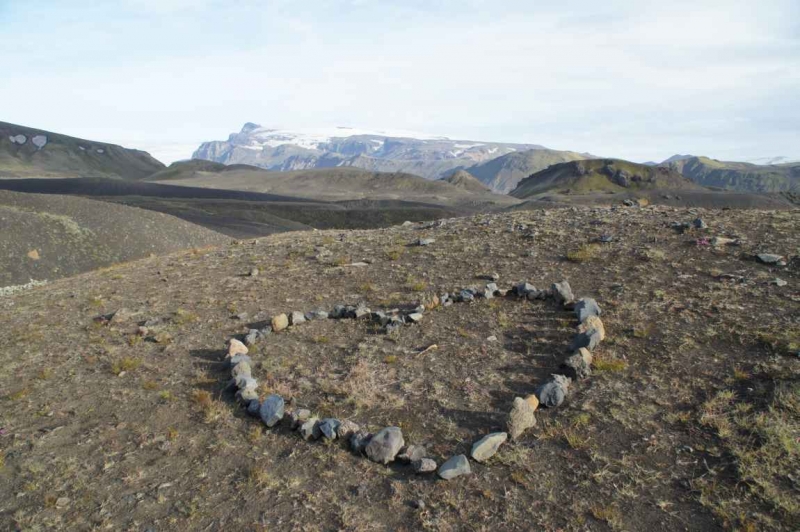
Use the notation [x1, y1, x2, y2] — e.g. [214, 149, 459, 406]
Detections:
[0, 205, 798, 531]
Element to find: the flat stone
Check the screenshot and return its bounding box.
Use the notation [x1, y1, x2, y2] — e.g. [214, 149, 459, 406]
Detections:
[350, 431, 373, 454]
[507, 396, 537, 440]
[471, 432, 508, 462]
[289, 311, 306, 326]
[227, 338, 248, 358]
[575, 298, 602, 322]
[365, 427, 404, 464]
[299, 418, 321, 440]
[417, 238, 435, 246]
[757, 253, 784, 264]
[354, 307, 371, 320]
[259, 394, 285, 427]
[319, 418, 341, 440]
[438, 455, 471, 480]
[407, 312, 424, 323]
[271, 313, 289, 332]
[336, 419, 360, 440]
[413, 458, 438, 473]
[772, 278, 788, 287]
[397, 445, 427, 463]
[711, 237, 736, 246]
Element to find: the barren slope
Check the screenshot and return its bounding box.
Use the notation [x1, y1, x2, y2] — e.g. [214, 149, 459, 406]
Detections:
[1, 206, 798, 531]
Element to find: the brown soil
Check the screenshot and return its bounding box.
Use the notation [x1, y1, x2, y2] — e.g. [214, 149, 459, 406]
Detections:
[1, 206, 798, 531]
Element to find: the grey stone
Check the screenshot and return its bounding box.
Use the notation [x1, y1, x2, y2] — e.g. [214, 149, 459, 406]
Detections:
[407, 312, 424, 323]
[235, 376, 258, 391]
[350, 431, 373, 454]
[471, 432, 508, 462]
[562, 353, 592, 380]
[372, 311, 390, 325]
[571, 329, 603, 351]
[365, 427, 405, 464]
[772, 278, 788, 287]
[413, 458, 437, 473]
[336, 419, 360, 440]
[438, 455, 471, 480]
[397, 445, 427, 463]
[757, 253, 784, 264]
[354, 306, 371, 320]
[535, 375, 570, 408]
[244, 330, 260, 347]
[235, 387, 259, 404]
[259, 394, 285, 427]
[459, 289, 475, 302]
[599, 234, 614, 243]
[299, 418, 321, 440]
[574, 298, 602, 322]
[288, 408, 311, 429]
[249, 267, 259, 277]
[385, 318, 404, 335]
[514, 282, 536, 297]
[693, 218, 707, 229]
[231, 361, 252, 380]
[552, 280, 574, 305]
[417, 238, 435, 246]
[331, 305, 347, 319]
[246, 400, 261, 417]
[319, 418, 341, 440]
[228, 354, 252, 368]
[289, 311, 306, 326]
[507, 397, 537, 440]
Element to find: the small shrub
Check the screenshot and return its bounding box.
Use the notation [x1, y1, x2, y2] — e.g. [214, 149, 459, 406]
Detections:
[384, 247, 404, 261]
[173, 308, 199, 325]
[567, 244, 601, 263]
[142, 380, 159, 391]
[192, 389, 224, 424]
[111, 357, 140, 375]
[593, 356, 627, 372]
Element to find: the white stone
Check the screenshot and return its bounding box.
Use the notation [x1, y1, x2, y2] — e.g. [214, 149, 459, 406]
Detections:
[32, 135, 47, 148]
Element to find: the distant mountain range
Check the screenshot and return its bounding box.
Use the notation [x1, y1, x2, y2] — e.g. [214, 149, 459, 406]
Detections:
[660, 156, 800, 193]
[0, 121, 164, 179]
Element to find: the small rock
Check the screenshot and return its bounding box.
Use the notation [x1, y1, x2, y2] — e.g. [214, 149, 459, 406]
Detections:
[524, 394, 539, 411]
[244, 330, 260, 346]
[772, 278, 788, 287]
[336, 419, 360, 440]
[365, 427, 405, 464]
[513, 282, 536, 297]
[599, 234, 614, 243]
[413, 458, 438, 473]
[227, 338, 249, 358]
[757, 253, 784, 265]
[354, 306, 371, 320]
[471, 432, 508, 462]
[562, 352, 591, 380]
[271, 313, 289, 332]
[574, 298, 601, 322]
[306, 310, 329, 320]
[459, 289, 475, 302]
[288, 408, 312, 429]
[299, 418, 321, 440]
[234, 312, 249, 320]
[385, 318, 404, 335]
[507, 396, 537, 440]
[229, 354, 252, 368]
[579, 315, 606, 342]
[236, 387, 259, 404]
[438, 455, 471, 480]
[487, 335, 498, 342]
[481, 272, 500, 282]
[417, 238, 435, 246]
[249, 267, 260, 277]
[350, 431, 373, 454]
[330, 305, 346, 319]
[571, 328, 603, 351]
[246, 400, 261, 417]
[711, 236, 736, 246]
[318, 418, 341, 440]
[259, 394, 285, 428]
[397, 445, 427, 463]
[552, 280, 574, 305]
[235, 376, 258, 391]
[535, 375, 570, 408]
[289, 311, 306, 326]
[693, 218, 707, 229]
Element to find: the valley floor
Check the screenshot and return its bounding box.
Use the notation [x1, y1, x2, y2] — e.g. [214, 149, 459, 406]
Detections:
[0, 206, 798, 531]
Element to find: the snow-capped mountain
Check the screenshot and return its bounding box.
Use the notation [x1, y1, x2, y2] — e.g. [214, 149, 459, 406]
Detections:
[192, 123, 545, 180]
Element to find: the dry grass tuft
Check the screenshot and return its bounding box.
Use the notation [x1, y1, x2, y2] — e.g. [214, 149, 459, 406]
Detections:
[567, 243, 601, 263]
[110, 357, 141, 375]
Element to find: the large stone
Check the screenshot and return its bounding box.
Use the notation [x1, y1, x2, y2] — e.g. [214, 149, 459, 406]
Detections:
[299, 418, 321, 440]
[318, 418, 341, 440]
[413, 458, 437, 474]
[228, 354, 252, 369]
[562, 352, 591, 380]
[227, 338, 248, 358]
[365, 427, 405, 464]
[571, 328, 603, 351]
[471, 432, 508, 463]
[244, 330, 260, 347]
[575, 298, 602, 322]
[438, 455, 471, 480]
[524, 394, 539, 411]
[235, 376, 258, 391]
[235, 387, 259, 404]
[289, 311, 306, 326]
[271, 313, 289, 332]
[535, 375, 570, 408]
[514, 282, 536, 297]
[259, 394, 285, 427]
[507, 396, 537, 440]
[288, 408, 311, 429]
[552, 280, 574, 305]
[757, 253, 784, 264]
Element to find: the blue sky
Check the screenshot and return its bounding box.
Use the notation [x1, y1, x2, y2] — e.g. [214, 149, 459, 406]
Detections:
[1, 0, 798, 164]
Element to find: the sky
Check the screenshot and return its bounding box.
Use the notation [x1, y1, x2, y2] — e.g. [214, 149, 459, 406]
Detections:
[1, 0, 798, 164]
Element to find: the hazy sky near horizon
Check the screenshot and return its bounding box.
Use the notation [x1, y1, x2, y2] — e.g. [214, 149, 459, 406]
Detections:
[1, 0, 798, 164]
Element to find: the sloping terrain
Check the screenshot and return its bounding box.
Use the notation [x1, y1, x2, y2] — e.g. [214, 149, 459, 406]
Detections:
[463, 148, 591, 193]
[439, 170, 491, 193]
[510, 159, 702, 198]
[665, 156, 800, 193]
[0, 121, 165, 179]
[192, 123, 543, 180]
[0, 178, 461, 239]
[0, 190, 227, 287]
[147, 162, 519, 208]
[0, 207, 797, 531]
